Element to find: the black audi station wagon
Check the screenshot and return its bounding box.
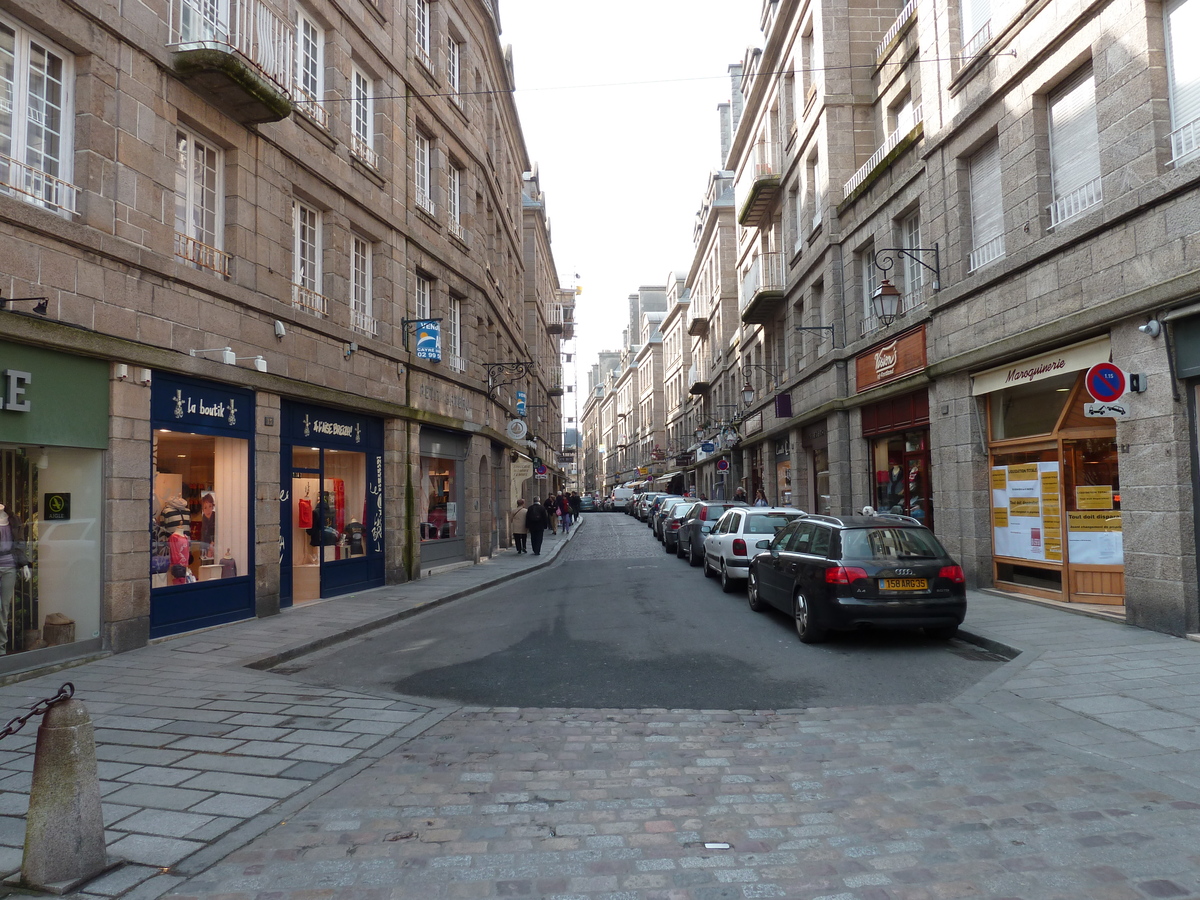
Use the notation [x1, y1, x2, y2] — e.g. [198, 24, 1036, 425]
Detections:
[746, 514, 966, 643]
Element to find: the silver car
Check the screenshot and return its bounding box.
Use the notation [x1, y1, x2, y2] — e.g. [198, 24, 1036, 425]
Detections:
[703, 506, 806, 593]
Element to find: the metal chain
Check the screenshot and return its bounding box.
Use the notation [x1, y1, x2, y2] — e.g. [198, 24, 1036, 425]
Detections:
[0, 683, 75, 741]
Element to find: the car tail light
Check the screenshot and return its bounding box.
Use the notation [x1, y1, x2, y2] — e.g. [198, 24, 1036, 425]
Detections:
[939, 565, 966, 584]
[732, 538, 747, 556]
[826, 566, 869, 584]
[668, 521, 680, 532]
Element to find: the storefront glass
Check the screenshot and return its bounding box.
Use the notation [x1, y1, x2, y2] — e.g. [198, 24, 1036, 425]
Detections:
[870, 429, 932, 528]
[420, 455, 460, 540]
[813, 445, 832, 516]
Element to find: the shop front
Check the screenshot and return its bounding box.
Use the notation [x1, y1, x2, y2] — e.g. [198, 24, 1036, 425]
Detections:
[803, 421, 832, 516]
[0, 341, 107, 665]
[775, 437, 792, 506]
[280, 400, 384, 605]
[420, 427, 468, 566]
[150, 372, 255, 637]
[972, 336, 1122, 605]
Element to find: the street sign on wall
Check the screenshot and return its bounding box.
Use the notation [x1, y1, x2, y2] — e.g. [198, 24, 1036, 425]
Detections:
[1085, 362, 1127, 402]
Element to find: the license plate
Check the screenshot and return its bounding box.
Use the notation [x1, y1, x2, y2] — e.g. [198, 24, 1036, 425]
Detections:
[882, 578, 928, 591]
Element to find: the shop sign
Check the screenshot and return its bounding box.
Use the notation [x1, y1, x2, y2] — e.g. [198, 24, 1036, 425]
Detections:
[742, 412, 763, 435]
[516, 390, 527, 417]
[0, 340, 108, 448]
[285, 401, 382, 448]
[153, 372, 254, 435]
[0, 370, 31, 412]
[415, 320, 442, 361]
[44, 492, 70, 520]
[701, 442, 715, 452]
[856, 325, 927, 392]
[971, 336, 1110, 396]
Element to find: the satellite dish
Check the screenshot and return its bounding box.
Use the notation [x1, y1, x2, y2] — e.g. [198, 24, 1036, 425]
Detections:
[506, 419, 528, 440]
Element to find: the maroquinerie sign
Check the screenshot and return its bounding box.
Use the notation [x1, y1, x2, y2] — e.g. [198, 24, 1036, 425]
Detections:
[971, 336, 1111, 396]
[856, 325, 927, 392]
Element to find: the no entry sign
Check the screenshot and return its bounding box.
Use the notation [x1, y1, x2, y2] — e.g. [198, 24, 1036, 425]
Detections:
[1085, 363, 1127, 402]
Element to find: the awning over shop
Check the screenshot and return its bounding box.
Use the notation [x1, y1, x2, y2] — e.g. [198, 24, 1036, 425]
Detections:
[655, 471, 682, 485]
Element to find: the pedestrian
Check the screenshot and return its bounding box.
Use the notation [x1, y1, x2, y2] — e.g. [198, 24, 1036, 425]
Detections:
[569, 491, 582, 520]
[525, 496, 549, 554]
[557, 492, 572, 533]
[754, 488, 769, 507]
[733, 485, 748, 503]
[510, 498, 529, 554]
[545, 495, 558, 535]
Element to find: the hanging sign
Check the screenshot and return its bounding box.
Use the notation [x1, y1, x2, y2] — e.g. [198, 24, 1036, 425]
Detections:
[516, 390, 527, 417]
[415, 320, 442, 361]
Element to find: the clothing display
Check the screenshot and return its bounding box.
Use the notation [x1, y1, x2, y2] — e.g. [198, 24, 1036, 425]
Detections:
[220, 553, 237, 579]
[0, 505, 28, 655]
[297, 498, 313, 529]
[344, 521, 365, 556]
[157, 497, 189, 536]
[168, 530, 190, 585]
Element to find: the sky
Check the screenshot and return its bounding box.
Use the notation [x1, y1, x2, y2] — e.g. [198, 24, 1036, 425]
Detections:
[499, 2, 764, 421]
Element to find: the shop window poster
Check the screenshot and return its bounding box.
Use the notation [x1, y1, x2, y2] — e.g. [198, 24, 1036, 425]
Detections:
[991, 462, 1063, 562]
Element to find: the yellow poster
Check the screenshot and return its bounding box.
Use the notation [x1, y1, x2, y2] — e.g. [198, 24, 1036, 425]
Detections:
[991, 469, 1008, 490]
[1010, 496, 1041, 517]
[1045, 537, 1063, 561]
[993, 507, 1009, 528]
[1075, 485, 1114, 510]
[1009, 463, 1039, 481]
[1041, 470, 1059, 494]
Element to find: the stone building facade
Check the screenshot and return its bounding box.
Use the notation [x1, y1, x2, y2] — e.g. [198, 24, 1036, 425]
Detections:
[0, 0, 568, 672]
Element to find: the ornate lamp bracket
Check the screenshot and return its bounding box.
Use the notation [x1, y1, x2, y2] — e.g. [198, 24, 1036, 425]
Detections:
[486, 361, 534, 400]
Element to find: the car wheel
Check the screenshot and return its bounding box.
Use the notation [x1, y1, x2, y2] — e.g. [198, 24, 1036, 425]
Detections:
[925, 624, 958, 640]
[676, 539, 687, 559]
[794, 592, 827, 643]
[664, 538, 674, 554]
[703, 552, 715, 578]
[747, 570, 767, 611]
[689, 544, 702, 567]
[720, 561, 738, 593]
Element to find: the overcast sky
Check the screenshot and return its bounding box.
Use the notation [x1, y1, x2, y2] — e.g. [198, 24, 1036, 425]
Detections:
[499, 2, 763, 421]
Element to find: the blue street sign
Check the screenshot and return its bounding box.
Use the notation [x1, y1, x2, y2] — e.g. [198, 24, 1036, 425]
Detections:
[516, 390, 527, 417]
[415, 320, 441, 361]
[701, 442, 715, 452]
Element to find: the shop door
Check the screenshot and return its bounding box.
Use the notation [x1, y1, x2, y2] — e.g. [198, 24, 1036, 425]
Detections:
[903, 450, 933, 531]
[1062, 436, 1123, 603]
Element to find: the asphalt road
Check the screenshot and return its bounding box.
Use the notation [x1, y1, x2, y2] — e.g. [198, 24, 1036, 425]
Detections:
[277, 513, 1005, 709]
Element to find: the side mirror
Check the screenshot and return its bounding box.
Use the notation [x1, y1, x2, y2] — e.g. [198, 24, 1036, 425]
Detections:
[761, 540, 775, 553]
[700, 524, 713, 534]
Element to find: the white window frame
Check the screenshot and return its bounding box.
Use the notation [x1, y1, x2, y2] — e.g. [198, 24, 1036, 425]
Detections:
[447, 163, 463, 240]
[809, 151, 824, 229]
[967, 141, 1005, 271]
[350, 66, 377, 168]
[415, 273, 431, 319]
[446, 34, 462, 106]
[860, 244, 879, 333]
[446, 295, 463, 370]
[351, 235, 376, 335]
[414, 0, 431, 70]
[294, 12, 327, 128]
[292, 202, 326, 315]
[174, 128, 228, 276]
[1165, 0, 1200, 164]
[900, 211, 922, 308]
[414, 132, 435, 215]
[0, 15, 77, 215]
[1048, 68, 1102, 227]
[961, 0, 992, 56]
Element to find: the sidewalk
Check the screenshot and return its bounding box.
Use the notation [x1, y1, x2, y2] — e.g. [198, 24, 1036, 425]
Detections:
[2, 518, 1200, 897]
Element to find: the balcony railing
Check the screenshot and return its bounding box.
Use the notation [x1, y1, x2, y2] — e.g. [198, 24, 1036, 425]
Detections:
[968, 234, 1005, 272]
[291, 282, 329, 316]
[169, 0, 293, 98]
[1048, 177, 1102, 228]
[351, 135, 378, 169]
[877, 0, 918, 59]
[0, 152, 79, 215]
[741, 252, 785, 310]
[448, 219, 466, 242]
[843, 103, 922, 198]
[737, 138, 782, 225]
[415, 39, 432, 71]
[174, 231, 231, 277]
[292, 86, 328, 129]
[415, 188, 436, 216]
[350, 308, 378, 336]
[963, 20, 991, 58]
[1170, 117, 1200, 165]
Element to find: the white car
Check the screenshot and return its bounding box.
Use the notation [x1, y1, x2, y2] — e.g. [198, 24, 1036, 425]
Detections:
[703, 506, 806, 593]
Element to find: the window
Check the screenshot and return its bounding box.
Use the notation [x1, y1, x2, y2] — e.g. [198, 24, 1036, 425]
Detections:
[900, 211, 922, 307]
[294, 12, 327, 128]
[1166, 0, 1200, 163]
[809, 150, 824, 229]
[174, 129, 228, 276]
[415, 273, 431, 319]
[961, 0, 992, 56]
[414, 132, 435, 215]
[351, 236, 375, 335]
[350, 66, 377, 168]
[446, 295, 463, 370]
[888, 94, 915, 136]
[446, 35, 462, 106]
[447, 163, 464, 239]
[414, 0, 431, 69]
[967, 141, 1004, 271]
[0, 16, 75, 214]
[860, 243, 879, 332]
[292, 202, 325, 315]
[1048, 68, 1101, 227]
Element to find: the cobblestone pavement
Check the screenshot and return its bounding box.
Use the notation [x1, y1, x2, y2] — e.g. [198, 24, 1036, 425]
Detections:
[165, 704, 1200, 900]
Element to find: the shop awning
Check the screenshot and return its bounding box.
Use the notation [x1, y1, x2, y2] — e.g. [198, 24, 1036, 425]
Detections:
[655, 471, 681, 485]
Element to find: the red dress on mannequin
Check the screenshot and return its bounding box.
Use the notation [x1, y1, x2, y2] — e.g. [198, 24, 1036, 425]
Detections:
[169, 530, 190, 585]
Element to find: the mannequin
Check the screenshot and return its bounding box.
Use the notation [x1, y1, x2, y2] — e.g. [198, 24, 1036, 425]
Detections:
[0, 503, 31, 655]
[219, 549, 237, 579]
[344, 518, 365, 556]
[157, 495, 189, 538]
[168, 518, 191, 585]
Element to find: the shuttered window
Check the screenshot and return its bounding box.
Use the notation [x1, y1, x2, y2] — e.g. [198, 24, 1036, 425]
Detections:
[1166, 0, 1200, 163]
[1048, 68, 1101, 226]
[961, 0, 992, 54]
[968, 141, 1004, 271]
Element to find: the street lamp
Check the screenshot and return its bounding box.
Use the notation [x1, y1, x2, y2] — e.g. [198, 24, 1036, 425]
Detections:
[871, 279, 902, 326]
[740, 364, 779, 407]
[871, 245, 942, 326]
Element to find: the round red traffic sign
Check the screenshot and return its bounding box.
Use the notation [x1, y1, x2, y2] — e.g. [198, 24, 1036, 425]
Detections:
[534, 465, 547, 476]
[1085, 363, 1127, 402]
[716, 458, 730, 471]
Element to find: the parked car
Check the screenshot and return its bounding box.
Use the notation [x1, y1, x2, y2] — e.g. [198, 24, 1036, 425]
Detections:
[746, 514, 966, 644]
[662, 501, 698, 554]
[652, 496, 688, 539]
[703, 507, 806, 593]
[647, 494, 681, 531]
[636, 492, 666, 522]
[579, 495, 597, 512]
[609, 487, 636, 513]
[677, 501, 746, 565]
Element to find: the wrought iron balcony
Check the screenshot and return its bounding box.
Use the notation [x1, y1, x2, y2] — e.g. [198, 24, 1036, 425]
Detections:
[168, 0, 293, 124]
[291, 282, 329, 316]
[174, 232, 231, 277]
[737, 138, 783, 226]
[1, 152, 80, 216]
[688, 363, 711, 395]
[740, 251, 786, 324]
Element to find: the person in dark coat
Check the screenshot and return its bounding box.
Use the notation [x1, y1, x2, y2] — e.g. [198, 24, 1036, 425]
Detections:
[525, 497, 549, 555]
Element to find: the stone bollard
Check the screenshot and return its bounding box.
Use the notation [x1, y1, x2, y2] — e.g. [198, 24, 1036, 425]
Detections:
[20, 697, 112, 893]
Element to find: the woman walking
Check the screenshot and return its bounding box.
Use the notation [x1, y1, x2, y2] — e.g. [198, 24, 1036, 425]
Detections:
[510, 499, 529, 554]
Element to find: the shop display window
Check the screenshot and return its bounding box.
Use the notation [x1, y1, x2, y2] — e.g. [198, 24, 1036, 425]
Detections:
[420, 455, 459, 540]
[1, 446, 102, 655]
[290, 447, 368, 602]
[870, 429, 932, 527]
[151, 430, 249, 587]
[813, 446, 832, 516]
[990, 371, 1076, 439]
